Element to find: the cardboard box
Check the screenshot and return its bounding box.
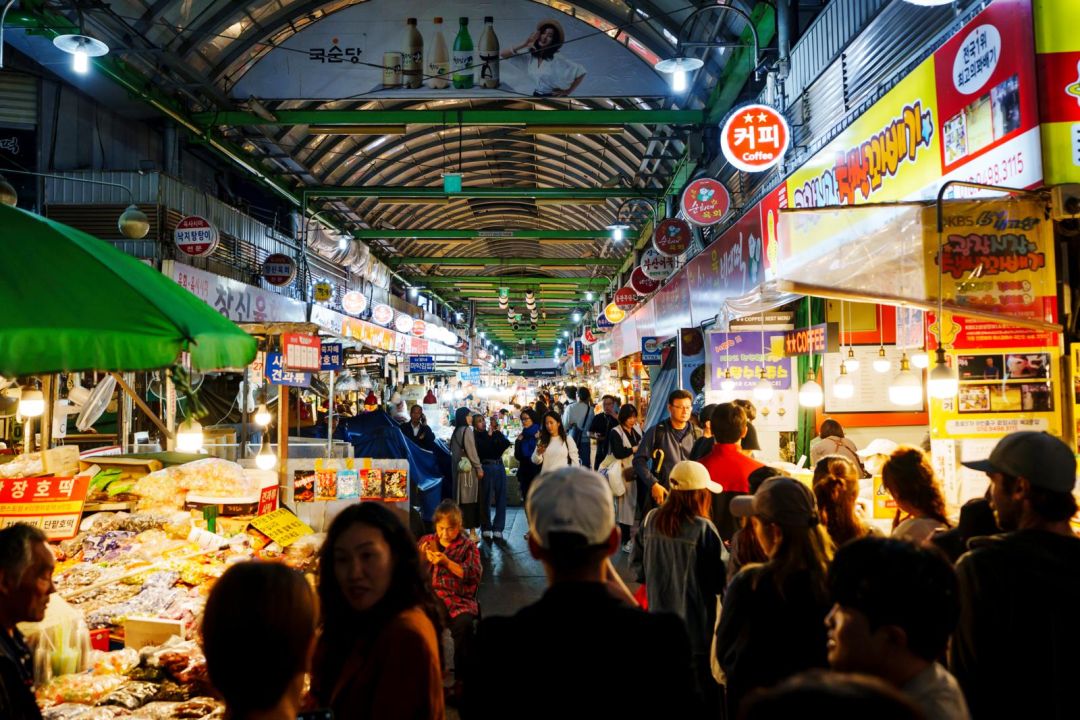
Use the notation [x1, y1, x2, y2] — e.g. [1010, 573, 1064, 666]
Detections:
[124, 616, 184, 650]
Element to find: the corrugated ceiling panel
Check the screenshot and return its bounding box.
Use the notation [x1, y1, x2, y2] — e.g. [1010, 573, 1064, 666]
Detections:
[0, 72, 38, 127]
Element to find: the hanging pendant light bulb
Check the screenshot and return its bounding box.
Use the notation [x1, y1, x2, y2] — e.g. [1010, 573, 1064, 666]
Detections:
[845, 346, 860, 372]
[888, 354, 923, 406]
[873, 346, 891, 373]
[176, 417, 205, 453]
[254, 403, 272, 427]
[798, 378, 824, 407]
[927, 347, 959, 399]
[720, 368, 736, 393]
[753, 368, 774, 402]
[17, 388, 45, 418]
[910, 351, 930, 370]
[833, 362, 855, 399]
[255, 434, 277, 470]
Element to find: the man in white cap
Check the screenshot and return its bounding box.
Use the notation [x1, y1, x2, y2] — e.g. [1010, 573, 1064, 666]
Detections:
[951, 431, 1080, 719]
[465, 466, 700, 718]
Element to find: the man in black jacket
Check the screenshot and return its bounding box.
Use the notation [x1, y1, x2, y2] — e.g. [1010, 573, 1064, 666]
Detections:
[399, 404, 435, 451]
[953, 431, 1080, 719]
[1, 524, 54, 720]
[465, 467, 700, 719]
[633, 389, 700, 515]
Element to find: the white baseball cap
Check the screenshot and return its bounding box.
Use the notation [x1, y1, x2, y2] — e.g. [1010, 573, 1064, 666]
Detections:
[856, 438, 899, 458]
[669, 460, 723, 493]
[527, 466, 615, 548]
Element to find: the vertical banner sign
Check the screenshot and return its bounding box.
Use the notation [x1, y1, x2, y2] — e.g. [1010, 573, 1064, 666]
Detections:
[653, 218, 693, 257]
[320, 343, 344, 371]
[283, 333, 322, 371]
[574, 340, 584, 368]
[680, 178, 732, 226]
[174, 216, 220, 257]
[684, 208, 764, 324]
[895, 307, 926, 349]
[720, 104, 791, 173]
[679, 329, 707, 395]
[0, 476, 91, 540]
[641, 336, 662, 365]
[1034, 0, 1080, 184]
[265, 353, 312, 387]
[1071, 344, 1080, 453]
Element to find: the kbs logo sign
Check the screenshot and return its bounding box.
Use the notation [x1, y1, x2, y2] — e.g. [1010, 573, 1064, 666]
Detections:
[720, 104, 790, 173]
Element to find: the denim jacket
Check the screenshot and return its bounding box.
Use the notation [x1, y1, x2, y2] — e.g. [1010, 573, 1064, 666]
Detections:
[631, 510, 727, 658]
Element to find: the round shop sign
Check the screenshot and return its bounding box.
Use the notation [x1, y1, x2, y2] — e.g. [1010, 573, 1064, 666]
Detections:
[952, 24, 1001, 95]
[680, 178, 731, 227]
[174, 215, 219, 257]
[630, 266, 661, 295]
[371, 303, 394, 326]
[261, 253, 296, 287]
[640, 247, 678, 280]
[313, 281, 333, 303]
[720, 103, 791, 173]
[412, 320, 426, 337]
[596, 314, 613, 332]
[653, 218, 693, 257]
[584, 328, 598, 344]
[394, 313, 415, 334]
[342, 290, 369, 316]
[604, 303, 626, 324]
[614, 286, 639, 311]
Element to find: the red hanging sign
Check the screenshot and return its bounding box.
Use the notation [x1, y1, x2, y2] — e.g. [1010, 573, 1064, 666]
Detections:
[282, 333, 322, 371]
[174, 215, 219, 257]
[720, 104, 791, 173]
[680, 178, 731, 227]
[262, 253, 297, 286]
[653, 218, 693, 257]
[614, 286, 639, 311]
[630, 266, 661, 295]
[411, 320, 427, 337]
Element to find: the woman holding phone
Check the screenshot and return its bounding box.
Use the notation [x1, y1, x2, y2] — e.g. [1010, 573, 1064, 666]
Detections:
[531, 411, 579, 472]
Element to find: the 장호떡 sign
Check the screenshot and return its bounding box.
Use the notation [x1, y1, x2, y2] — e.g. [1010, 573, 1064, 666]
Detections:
[174, 216, 219, 257]
[0, 475, 90, 541]
[320, 343, 344, 371]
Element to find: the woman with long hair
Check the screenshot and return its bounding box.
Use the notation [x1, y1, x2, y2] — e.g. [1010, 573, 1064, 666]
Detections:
[311, 503, 445, 719]
[449, 407, 484, 538]
[633, 460, 725, 713]
[716, 477, 836, 715]
[607, 404, 643, 547]
[813, 455, 877, 547]
[881, 446, 951, 544]
[514, 408, 543, 518]
[531, 410, 579, 471]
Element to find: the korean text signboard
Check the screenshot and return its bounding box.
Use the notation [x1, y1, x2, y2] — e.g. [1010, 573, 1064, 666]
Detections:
[653, 218, 693, 257]
[720, 104, 791, 173]
[409, 355, 435, 373]
[165, 261, 307, 324]
[640, 247, 678, 280]
[782, 323, 840, 357]
[708, 330, 791, 391]
[680, 178, 731, 226]
[0, 475, 90, 540]
[282, 333, 322, 371]
[174, 215, 220, 257]
[249, 508, 313, 547]
[320, 343, 344, 371]
[642, 336, 662, 365]
[262, 253, 297, 286]
[614, 286, 639, 311]
[265, 352, 312, 387]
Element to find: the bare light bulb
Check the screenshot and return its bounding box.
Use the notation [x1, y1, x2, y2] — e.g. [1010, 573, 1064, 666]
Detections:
[255, 435, 277, 470]
[176, 417, 205, 453]
[927, 348, 959, 399]
[254, 403, 272, 427]
[672, 68, 688, 92]
[613, 227, 624, 242]
[888, 355, 923, 406]
[910, 351, 930, 369]
[753, 372, 774, 402]
[17, 389, 45, 418]
[798, 380, 824, 408]
[720, 370, 736, 393]
[844, 347, 860, 372]
[833, 364, 855, 399]
[873, 347, 891, 373]
[73, 49, 89, 74]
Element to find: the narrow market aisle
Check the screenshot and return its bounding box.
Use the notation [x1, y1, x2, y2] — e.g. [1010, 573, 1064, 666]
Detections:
[476, 507, 639, 618]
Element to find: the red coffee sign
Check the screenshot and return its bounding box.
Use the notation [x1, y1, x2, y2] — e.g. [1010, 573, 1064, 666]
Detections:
[720, 104, 791, 173]
[614, 286, 639, 311]
[630, 266, 661, 295]
[174, 215, 219, 257]
[653, 218, 693, 257]
[262, 253, 296, 286]
[680, 178, 731, 227]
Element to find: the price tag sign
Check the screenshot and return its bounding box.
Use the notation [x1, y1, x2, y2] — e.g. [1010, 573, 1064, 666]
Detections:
[257, 486, 279, 515]
[0, 475, 91, 540]
[265, 352, 311, 387]
[321, 343, 344, 371]
[249, 507, 313, 547]
[282, 333, 321, 371]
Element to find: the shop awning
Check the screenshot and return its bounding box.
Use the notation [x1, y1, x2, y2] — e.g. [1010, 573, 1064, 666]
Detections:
[775, 197, 1061, 334]
[0, 204, 257, 375]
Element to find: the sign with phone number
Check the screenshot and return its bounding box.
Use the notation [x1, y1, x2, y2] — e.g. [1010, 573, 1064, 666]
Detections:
[0, 475, 90, 540]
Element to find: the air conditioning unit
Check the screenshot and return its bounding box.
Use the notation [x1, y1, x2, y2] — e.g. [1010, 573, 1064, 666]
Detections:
[1050, 184, 1080, 221]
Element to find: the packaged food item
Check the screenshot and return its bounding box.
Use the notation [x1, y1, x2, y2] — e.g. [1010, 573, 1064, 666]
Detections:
[128, 701, 180, 719]
[92, 648, 140, 676]
[282, 533, 323, 571]
[97, 680, 162, 709]
[383, 469, 408, 501]
[43, 704, 128, 720]
[152, 680, 194, 702]
[171, 697, 219, 718]
[36, 673, 127, 707]
[83, 531, 136, 563]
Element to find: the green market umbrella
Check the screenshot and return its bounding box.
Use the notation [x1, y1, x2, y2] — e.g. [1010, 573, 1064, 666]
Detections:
[0, 204, 257, 376]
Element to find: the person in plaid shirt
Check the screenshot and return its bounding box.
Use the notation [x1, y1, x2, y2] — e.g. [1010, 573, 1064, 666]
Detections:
[419, 500, 482, 701]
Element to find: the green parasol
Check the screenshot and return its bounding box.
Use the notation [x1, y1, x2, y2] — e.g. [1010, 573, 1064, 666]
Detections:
[0, 204, 257, 376]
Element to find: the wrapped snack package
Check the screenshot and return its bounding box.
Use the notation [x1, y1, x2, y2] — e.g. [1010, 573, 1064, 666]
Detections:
[93, 648, 140, 676]
[152, 679, 194, 702]
[82, 532, 136, 564]
[97, 680, 162, 710]
[141, 638, 207, 685]
[282, 533, 324, 571]
[133, 469, 185, 513]
[134, 460, 255, 512]
[171, 697, 219, 718]
[128, 701, 181, 719]
[42, 704, 128, 720]
[36, 673, 127, 707]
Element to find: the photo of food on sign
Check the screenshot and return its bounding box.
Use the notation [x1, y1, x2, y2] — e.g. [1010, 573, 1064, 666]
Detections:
[1006, 353, 1049, 379]
[361, 468, 384, 499]
[383, 469, 408, 501]
[315, 469, 337, 500]
[337, 469, 359, 499]
[293, 471, 315, 503]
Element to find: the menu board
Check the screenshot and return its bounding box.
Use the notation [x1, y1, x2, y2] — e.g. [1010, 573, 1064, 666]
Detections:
[822, 346, 924, 412]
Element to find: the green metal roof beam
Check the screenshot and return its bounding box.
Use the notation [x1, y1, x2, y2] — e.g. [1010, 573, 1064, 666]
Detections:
[307, 187, 660, 199]
[417, 277, 610, 286]
[351, 229, 611, 240]
[391, 257, 622, 268]
[193, 109, 704, 127]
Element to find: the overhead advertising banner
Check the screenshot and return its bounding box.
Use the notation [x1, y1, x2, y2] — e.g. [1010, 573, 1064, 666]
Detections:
[232, 0, 668, 100]
[1034, 0, 1080, 184]
[164, 261, 307, 323]
[652, 273, 691, 338]
[708, 330, 791, 392]
[786, 0, 1041, 210]
[685, 207, 764, 325]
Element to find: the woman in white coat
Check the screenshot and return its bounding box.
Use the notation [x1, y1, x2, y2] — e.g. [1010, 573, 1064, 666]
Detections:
[531, 411, 579, 473]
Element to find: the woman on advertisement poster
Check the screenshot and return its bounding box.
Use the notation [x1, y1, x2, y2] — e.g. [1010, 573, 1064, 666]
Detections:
[501, 20, 585, 96]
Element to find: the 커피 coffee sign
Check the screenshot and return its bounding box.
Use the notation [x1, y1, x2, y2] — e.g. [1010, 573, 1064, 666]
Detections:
[174, 215, 219, 257]
[680, 178, 731, 227]
[720, 103, 791, 173]
[262, 253, 297, 286]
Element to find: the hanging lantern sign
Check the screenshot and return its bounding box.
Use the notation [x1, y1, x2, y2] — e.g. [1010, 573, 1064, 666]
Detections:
[653, 218, 693, 257]
[411, 320, 426, 337]
[641, 247, 678, 280]
[629, 266, 661, 295]
[262, 253, 297, 286]
[342, 290, 369, 316]
[720, 103, 791, 173]
[498, 287, 510, 310]
[614, 286, 639, 311]
[394, 313, 415, 334]
[313, 281, 333, 303]
[371, 303, 394, 326]
[604, 303, 626, 324]
[680, 177, 732, 227]
[174, 215, 219, 257]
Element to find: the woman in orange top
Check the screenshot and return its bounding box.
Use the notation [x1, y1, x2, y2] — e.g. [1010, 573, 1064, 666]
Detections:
[312, 503, 445, 720]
